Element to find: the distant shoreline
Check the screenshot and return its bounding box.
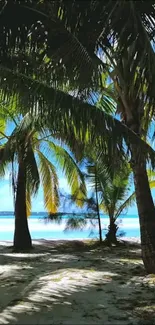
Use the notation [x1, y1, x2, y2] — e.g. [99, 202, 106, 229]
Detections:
[0, 212, 138, 218]
[0, 237, 141, 245]
[0, 212, 96, 216]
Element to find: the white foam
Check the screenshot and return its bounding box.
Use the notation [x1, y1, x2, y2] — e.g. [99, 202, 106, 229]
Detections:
[0, 217, 140, 232]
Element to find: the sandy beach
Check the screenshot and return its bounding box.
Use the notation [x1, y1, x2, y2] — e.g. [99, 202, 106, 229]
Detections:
[0, 238, 155, 324]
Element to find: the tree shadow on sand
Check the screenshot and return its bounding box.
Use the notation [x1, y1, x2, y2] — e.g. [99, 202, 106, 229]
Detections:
[0, 240, 154, 324]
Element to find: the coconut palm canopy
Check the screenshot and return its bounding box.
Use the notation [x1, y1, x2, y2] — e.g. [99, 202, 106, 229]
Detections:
[0, 113, 87, 216]
[0, 1, 154, 164]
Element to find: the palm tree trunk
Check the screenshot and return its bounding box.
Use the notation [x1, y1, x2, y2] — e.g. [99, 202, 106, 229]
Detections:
[13, 160, 32, 251]
[131, 149, 155, 273]
[95, 169, 102, 242]
[105, 217, 118, 245]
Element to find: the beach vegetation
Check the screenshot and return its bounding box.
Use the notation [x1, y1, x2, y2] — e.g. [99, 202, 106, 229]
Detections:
[86, 161, 134, 245]
[0, 113, 86, 251]
[0, 1, 155, 272]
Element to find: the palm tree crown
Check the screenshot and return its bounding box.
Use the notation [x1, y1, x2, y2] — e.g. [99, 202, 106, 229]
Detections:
[0, 113, 87, 215]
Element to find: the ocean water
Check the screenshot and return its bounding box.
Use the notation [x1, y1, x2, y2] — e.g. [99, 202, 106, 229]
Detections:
[0, 215, 140, 241]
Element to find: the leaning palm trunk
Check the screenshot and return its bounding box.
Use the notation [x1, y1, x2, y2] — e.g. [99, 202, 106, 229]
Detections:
[13, 160, 32, 251]
[131, 147, 155, 273]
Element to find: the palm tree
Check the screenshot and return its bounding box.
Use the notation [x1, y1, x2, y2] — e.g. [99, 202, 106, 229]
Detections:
[86, 164, 106, 243]
[86, 161, 133, 244]
[65, 163, 155, 245]
[0, 1, 155, 271]
[0, 114, 87, 251]
[88, 163, 155, 245]
[99, 167, 135, 245]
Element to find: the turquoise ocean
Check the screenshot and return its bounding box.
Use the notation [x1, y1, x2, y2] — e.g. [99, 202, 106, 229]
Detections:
[0, 214, 140, 241]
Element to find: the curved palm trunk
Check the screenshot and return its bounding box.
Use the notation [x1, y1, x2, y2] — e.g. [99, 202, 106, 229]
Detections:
[131, 149, 155, 273]
[105, 217, 118, 245]
[13, 161, 32, 251]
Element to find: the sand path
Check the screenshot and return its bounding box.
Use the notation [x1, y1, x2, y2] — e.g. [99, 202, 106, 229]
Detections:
[0, 239, 154, 324]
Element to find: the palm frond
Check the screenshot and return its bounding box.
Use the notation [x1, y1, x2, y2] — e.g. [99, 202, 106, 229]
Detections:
[147, 169, 155, 181]
[0, 1, 155, 168]
[86, 163, 110, 194]
[46, 141, 87, 207]
[0, 1, 102, 93]
[0, 136, 17, 177]
[87, 158, 131, 218]
[0, 115, 7, 135]
[0, 0, 155, 109]
[26, 186, 31, 217]
[115, 192, 136, 220]
[65, 216, 87, 231]
[0, 66, 155, 166]
[149, 180, 155, 191]
[37, 150, 59, 214]
[24, 145, 40, 196]
[47, 212, 63, 225]
[99, 201, 109, 215]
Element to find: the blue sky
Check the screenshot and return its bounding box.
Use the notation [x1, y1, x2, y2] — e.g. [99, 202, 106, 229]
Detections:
[0, 120, 139, 214]
[0, 170, 138, 214]
[0, 171, 71, 212]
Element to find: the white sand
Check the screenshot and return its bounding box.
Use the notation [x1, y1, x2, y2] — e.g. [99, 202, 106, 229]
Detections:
[0, 238, 154, 324]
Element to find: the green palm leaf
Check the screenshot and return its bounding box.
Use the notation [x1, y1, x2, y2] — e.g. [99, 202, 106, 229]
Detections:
[114, 177, 155, 219]
[0, 66, 155, 167]
[37, 150, 59, 214]
[24, 145, 40, 196]
[46, 141, 87, 207]
[115, 192, 136, 220]
[26, 186, 31, 217]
